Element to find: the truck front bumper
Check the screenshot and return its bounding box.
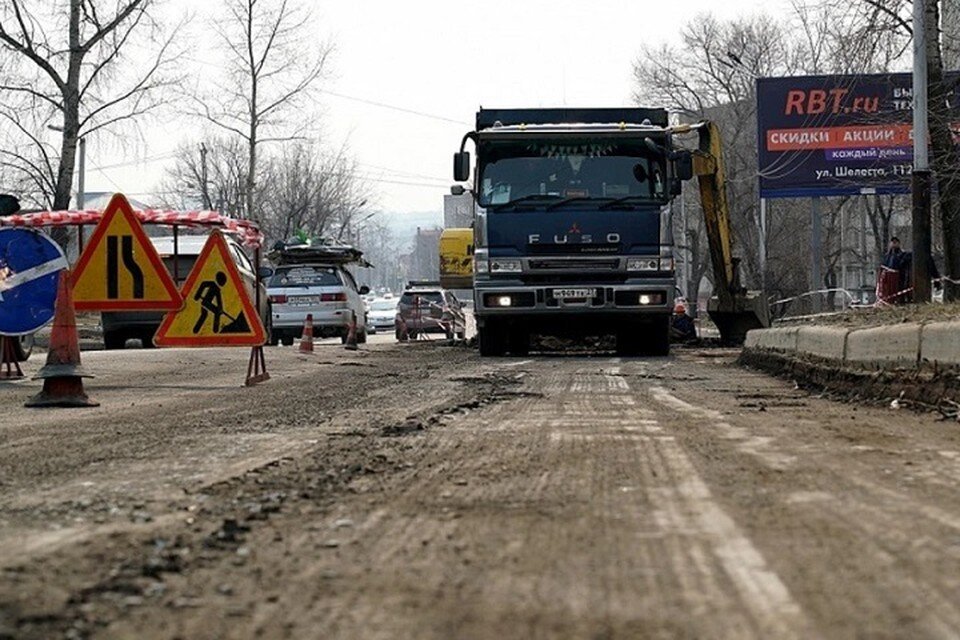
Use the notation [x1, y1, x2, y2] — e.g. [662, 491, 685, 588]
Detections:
[474, 278, 675, 321]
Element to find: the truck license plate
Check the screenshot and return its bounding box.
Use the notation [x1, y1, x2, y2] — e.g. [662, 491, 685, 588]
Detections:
[553, 288, 596, 299]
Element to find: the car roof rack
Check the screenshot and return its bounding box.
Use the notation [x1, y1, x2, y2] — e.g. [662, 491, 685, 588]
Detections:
[267, 238, 371, 267]
[405, 280, 441, 290]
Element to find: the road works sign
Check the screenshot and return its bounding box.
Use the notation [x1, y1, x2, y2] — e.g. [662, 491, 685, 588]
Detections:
[154, 231, 266, 347]
[0, 228, 68, 336]
[71, 193, 183, 311]
[756, 72, 960, 198]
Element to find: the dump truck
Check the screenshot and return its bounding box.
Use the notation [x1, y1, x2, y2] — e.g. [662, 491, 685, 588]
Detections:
[449, 108, 767, 356]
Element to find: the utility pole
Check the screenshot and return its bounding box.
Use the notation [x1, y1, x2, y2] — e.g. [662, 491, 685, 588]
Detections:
[912, 0, 932, 303]
[199, 142, 211, 210]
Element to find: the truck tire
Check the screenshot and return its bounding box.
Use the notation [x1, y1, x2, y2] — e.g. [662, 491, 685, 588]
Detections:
[642, 317, 671, 357]
[508, 329, 530, 356]
[615, 329, 643, 357]
[103, 330, 126, 350]
[478, 323, 507, 357]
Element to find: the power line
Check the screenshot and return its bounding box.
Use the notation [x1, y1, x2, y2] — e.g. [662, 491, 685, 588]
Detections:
[318, 89, 470, 126]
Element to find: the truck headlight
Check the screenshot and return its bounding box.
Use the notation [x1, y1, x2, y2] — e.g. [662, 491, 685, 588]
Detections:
[475, 259, 489, 274]
[626, 258, 660, 271]
[489, 259, 522, 273]
[659, 258, 674, 272]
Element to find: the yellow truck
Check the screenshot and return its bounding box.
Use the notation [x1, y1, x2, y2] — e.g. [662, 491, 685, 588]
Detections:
[438, 228, 473, 290]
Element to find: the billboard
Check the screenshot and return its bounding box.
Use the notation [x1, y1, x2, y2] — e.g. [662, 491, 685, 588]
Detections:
[756, 72, 960, 198]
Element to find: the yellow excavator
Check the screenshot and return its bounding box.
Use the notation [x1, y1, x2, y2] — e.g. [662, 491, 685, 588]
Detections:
[676, 119, 769, 342]
[439, 119, 768, 344]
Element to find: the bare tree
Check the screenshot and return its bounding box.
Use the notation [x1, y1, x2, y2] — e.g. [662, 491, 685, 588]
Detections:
[634, 3, 914, 308]
[158, 136, 250, 215]
[258, 142, 372, 244]
[192, 0, 332, 223]
[0, 0, 181, 210]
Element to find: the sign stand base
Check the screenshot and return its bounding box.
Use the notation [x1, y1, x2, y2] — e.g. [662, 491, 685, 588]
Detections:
[0, 337, 24, 380]
[245, 346, 270, 386]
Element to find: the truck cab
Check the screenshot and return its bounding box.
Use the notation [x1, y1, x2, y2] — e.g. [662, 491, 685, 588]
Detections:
[454, 107, 691, 356]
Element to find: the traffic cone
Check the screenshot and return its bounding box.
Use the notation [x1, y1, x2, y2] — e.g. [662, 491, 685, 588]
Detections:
[0, 336, 25, 380]
[344, 311, 358, 351]
[298, 313, 314, 354]
[25, 270, 98, 408]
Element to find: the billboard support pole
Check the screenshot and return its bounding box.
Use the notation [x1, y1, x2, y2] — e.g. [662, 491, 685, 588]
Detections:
[759, 198, 767, 291]
[912, 0, 932, 303]
[811, 197, 822, 312]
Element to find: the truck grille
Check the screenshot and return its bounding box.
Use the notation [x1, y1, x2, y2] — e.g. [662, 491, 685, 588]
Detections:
[528, 259, 620, 270]
[520, 273, 629, 285]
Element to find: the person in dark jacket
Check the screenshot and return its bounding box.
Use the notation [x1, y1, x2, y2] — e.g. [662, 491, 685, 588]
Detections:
[882, 237, 906, 270]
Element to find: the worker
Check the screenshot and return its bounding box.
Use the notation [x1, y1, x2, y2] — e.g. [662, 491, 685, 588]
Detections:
[880, 237, 908, 303]
[670, 298, 696, 341]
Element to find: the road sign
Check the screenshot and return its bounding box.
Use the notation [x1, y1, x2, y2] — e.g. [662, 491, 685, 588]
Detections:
[71, 193, 183, 311]
[0, 228, 68, 336]
[154, 230, 266, 347]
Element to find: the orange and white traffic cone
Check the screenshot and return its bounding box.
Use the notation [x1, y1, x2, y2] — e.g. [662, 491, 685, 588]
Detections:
[344, 311, 358, 351]
[298, 313, 314, 354]
[25, 270, 98, 408]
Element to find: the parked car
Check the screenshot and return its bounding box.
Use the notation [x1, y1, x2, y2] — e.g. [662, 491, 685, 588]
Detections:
[266, 263, 369, 345]
[395, 285, 466, 341]
[366, 298, 399, 334]
[100, 235, 271, 349]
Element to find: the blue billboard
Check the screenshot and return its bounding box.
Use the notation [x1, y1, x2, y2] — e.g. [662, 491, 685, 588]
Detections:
[756, 72, 960, 198]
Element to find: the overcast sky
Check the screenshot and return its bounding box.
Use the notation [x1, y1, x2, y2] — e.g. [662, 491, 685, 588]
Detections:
[84, 0, 788, 219]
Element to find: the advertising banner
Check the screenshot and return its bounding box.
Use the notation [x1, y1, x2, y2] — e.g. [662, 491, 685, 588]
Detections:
[756, 72, 960, 198]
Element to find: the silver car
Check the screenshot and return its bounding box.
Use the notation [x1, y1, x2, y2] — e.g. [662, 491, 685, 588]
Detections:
[366, 297, 399, 334]
[266, 264, 368, 345]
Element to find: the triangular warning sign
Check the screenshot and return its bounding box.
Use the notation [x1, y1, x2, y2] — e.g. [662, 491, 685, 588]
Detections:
[71, 193, 183, 311]
[153, 230, 266, 347]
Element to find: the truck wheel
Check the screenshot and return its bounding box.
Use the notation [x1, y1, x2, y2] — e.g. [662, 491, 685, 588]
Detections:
[396, 326, 406, 341]
[508, 329, 530, 356]
[103, 331, 126, 350]
[357, 329, 367, 344]
[281, 334, 294, 347]
[615, 329, 643, 357]
[478, 323, 507, 357]
[642, 317, 671, 357]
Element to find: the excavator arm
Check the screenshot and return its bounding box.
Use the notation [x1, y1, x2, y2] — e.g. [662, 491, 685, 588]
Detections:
[673, 120, 770, 343]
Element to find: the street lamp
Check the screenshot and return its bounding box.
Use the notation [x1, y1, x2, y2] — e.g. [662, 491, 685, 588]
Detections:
[47, 124, 85, 210]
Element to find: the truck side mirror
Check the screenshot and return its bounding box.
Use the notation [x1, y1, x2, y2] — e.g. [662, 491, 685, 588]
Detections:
[673, 151, 694, 181]
[257, 266, 274, 280]
[453, 151, 471, 182]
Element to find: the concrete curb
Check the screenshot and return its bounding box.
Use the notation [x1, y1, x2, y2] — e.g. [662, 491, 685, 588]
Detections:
[744, 320, 959, 371]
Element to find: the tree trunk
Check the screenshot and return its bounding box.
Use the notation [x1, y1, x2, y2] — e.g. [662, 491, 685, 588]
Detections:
[928, 0, 960, 299]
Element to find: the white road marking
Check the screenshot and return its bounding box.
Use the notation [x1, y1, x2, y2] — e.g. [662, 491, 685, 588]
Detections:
[551, 369, 811, 637]
[649, 386, 796, 470]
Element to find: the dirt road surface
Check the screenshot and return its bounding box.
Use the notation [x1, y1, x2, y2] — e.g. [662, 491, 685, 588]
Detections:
[2, 339, 960, 639]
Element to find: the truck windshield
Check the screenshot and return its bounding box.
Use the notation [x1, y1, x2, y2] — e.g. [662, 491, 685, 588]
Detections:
[478, 137, 667, 209]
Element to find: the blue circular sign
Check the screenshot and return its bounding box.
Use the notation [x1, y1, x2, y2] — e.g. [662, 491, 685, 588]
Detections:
[0, 228, 68, 336]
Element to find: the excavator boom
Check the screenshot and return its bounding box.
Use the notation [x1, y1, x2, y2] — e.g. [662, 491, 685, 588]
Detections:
[677, 121, 770, 343]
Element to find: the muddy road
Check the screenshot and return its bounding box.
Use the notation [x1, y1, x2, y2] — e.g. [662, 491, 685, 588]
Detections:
[2, 340, 960, 639]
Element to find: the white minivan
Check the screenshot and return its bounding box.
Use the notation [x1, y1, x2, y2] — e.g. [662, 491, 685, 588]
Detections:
[266, 263, 368, 345]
